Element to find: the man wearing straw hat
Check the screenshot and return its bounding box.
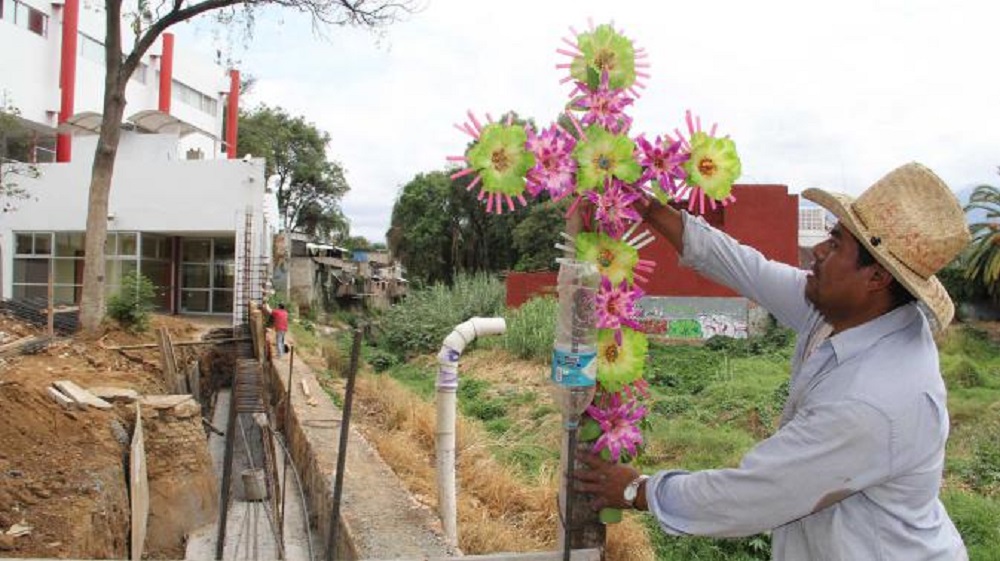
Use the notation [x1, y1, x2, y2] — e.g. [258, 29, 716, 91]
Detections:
[577, 163, 970, 560]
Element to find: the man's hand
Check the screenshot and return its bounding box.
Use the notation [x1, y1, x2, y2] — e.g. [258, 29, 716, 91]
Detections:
[574, 453, 645, 511]
[637, 197, 685, 255]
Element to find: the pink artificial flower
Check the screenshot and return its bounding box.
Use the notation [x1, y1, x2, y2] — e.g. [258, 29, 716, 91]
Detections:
[635, 134, 688, 197]
[586, 392, 647, 462]
[570, 72, 634, 134]
[525, 124, 577, 200]
[596, 276, 644, 345]
[584, 179, 642, 239]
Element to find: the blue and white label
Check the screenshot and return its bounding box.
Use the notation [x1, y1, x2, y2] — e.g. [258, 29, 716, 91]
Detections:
[551, 348, 597, 387]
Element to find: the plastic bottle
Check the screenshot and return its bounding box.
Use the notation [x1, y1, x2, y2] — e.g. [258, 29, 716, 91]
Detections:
[551, 258, 599, 428]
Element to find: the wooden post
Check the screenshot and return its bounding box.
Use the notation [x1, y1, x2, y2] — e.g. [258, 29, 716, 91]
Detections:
[47, 260, 55, 337]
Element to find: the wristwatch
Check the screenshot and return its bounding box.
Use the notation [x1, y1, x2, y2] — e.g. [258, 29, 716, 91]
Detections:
[623, 474, 649, 508]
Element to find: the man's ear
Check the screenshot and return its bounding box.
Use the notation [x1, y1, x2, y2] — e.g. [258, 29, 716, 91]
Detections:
[868, 264, 895, 292]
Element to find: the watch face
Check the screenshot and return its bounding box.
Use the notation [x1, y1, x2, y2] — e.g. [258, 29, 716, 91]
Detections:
[624, 485, 637, 502]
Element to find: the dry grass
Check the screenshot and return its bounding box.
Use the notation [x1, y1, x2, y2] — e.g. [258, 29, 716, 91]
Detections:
[347, 352, 655, 560]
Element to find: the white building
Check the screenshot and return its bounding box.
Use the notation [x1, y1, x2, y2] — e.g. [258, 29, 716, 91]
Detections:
[0, 0, 276, 319]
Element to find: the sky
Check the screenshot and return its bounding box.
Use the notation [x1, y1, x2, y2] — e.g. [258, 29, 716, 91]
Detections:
[178, 0, 999, 243]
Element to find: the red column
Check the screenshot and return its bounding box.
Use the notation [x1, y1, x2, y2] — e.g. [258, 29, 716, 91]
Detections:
[226, 69, 239, 159]
[158, 33, 175, 113]
[56, 0, 80, 163]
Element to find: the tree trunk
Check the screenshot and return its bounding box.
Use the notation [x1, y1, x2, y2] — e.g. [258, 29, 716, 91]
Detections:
[78, 84, 126, 332]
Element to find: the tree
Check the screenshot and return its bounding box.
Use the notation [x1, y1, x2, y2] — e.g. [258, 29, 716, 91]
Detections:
[78, 0, 414, 332]
[238, 105, 350, 238]
[512, 197, 569, 271]
[0, 100, 37, 213]
[964, 171, 1000, 300]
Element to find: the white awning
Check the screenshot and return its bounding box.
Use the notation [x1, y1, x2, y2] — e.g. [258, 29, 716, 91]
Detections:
[55, 111, 104, 135]
[128, 110, 214, 138]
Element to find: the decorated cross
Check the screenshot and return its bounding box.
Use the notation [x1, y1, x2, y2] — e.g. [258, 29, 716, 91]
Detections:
[447, 21, 743, 522]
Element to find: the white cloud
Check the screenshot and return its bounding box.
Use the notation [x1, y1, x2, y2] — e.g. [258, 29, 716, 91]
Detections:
[179, 0, 1000, 242]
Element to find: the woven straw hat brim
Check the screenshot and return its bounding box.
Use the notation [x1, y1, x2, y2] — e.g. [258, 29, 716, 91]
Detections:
[801, 188, 954, 330]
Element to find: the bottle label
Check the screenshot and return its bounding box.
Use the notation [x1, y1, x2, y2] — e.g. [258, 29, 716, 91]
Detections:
[551, 349, 597, 387]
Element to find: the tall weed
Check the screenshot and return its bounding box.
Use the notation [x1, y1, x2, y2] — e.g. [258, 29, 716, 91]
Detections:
[502, 296, 557, 362]
[376, 273, 505, 358]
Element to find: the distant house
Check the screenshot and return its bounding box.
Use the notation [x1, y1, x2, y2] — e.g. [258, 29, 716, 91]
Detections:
[506, 184, 800, 340]
[798, 204, 830, 269]
[285, 234, 407, 313]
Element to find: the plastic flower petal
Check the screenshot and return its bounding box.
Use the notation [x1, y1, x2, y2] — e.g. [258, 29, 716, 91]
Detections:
[635, 134, 688, 198]
[449, 112, 535, 215]
[570, 71, 634, 134]
[573, 126, 642, 193]
[596, 327, 648, 394]
[566, 24, 639, 91]
[596, 277, 644, 344]
[585, 179, 642, 239]
[671, 110, 741, 214]
[525, 124, 577, 200]
[683, 131, 742, 201]
[585, 391, 647, 462]
[576, 232, 638, 285]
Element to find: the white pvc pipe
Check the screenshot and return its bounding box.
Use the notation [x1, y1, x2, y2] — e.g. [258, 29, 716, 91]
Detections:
[436, 316, 506, 550]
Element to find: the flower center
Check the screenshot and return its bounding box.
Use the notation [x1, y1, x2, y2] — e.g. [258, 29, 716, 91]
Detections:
[492, 149, 511, 172]
[594, 50, 615, 72]
[603, 344, 619, 363]
[698, 157, 717, 177]
[596, 154, 612, 170]
[598, 248, 615, 268]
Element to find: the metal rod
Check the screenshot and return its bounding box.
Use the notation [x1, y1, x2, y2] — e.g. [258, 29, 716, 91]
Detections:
[562, 426, 577, 561]
[279, 345, 295, 547]
[215, 385, 240, 560]
[327, 327, 362, 561]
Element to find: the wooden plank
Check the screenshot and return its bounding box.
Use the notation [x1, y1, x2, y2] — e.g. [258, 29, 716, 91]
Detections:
[163, 329, 184, 394]
[0, 335, 35, 355]
[52, 380, 112, 410]
[47, 387, 77, 409]
[130, 403, 149, 560]
[106, 337, 250, 351]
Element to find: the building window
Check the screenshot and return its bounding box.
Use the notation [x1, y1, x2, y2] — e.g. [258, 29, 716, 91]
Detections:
[79, 32, 105, 65]
[2, 0, 48, 37]
[799, 207, 828, 232]
[180, 237, 234, 314]
[172, 79, 219, 115]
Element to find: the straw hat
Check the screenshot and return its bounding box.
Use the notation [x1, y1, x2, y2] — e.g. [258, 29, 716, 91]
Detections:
[802, 162, 971, 330]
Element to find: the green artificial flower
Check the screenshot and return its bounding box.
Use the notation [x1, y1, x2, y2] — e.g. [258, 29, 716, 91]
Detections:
[570, 24, 637, 90]
[466, 122, 535, 197]
[683, 132, 742, 201]
[576, 232, 639, 286]
[597, 327, 648, 393]
[573, 126, 641, 192]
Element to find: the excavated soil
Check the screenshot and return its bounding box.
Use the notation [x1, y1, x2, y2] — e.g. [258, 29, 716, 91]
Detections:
[0, 314, 217, 558]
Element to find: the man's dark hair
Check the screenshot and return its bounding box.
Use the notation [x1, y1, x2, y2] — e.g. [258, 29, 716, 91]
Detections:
[278, 303, 286, 310]
[856, 244, 916, 308]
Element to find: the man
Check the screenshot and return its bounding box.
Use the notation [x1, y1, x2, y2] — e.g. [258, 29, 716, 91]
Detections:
[577, 163, 970, 560]
[264, 302, 289, 357]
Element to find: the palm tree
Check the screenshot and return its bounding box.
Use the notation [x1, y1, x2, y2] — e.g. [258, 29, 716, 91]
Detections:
[964, 172, 1000, 300]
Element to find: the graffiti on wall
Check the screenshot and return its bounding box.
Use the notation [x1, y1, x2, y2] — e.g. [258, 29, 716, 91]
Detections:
[637, 297, 749, 340]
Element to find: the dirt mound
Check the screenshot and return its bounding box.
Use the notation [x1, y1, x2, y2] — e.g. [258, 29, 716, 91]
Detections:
[0, 313, 220, 558]
[0, 382, 129, 558]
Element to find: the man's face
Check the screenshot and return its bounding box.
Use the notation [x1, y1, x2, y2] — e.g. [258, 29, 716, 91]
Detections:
[805, 223, 872, 318]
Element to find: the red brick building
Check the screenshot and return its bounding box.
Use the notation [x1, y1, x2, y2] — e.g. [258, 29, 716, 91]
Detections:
[506, 184, 800, 338]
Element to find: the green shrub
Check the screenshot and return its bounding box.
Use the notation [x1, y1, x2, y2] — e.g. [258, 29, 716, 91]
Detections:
[366, 347, 400, 373]
[107, 271, 156, 332]
[503, 295, 557, 362]
[946, 359, 986, 389]
[376, 273, 505, 358]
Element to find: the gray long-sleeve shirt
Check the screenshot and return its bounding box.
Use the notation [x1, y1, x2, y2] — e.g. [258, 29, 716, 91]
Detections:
[645, 213, 967, 561]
